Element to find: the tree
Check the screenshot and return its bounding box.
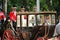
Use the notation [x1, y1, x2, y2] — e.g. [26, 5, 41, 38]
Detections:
[7, 0, 60, 15]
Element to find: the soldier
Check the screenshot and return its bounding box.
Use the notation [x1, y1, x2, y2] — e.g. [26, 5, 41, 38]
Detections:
[0, 9, 6, 24]
[9, 5, 17, 31]
[53, 16, 60, 40]
[0, 9, 6, 39]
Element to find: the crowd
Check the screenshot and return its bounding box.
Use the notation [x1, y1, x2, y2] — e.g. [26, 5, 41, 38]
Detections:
[0, 5, 60, 40]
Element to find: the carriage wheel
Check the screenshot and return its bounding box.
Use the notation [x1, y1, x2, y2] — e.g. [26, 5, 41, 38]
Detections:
[2, 30, 12, 40]
[2, 32, 8, 40]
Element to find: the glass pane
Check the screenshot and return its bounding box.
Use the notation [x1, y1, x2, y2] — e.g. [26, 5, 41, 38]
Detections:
[37, 15, 42, 26]
[28, 15, 36, 27]
[51, 15, 55, 25]
[44, 14, 51, 25]
[17, 15, 20, 27]
[21, 15, 27, 27]
[49, 15, 51, 25]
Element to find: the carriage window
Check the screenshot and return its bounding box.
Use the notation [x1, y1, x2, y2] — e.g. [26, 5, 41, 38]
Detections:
[28, 15, 36, 27]
[17, 12, 56, 28]
[21, 15, 27, 27]
[49, 15, 51, 25]
[17, 15, 20, 27]
[51, 15, 55, 25]
[44, 14, 51, 25]
[37, 15, 42, 26]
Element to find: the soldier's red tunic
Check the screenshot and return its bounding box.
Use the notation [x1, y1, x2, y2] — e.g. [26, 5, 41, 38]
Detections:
[0, 12, 6, 20]
[9, 11, 16, 22]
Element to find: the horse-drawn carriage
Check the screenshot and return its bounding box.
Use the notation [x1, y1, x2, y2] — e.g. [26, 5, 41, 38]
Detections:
[2, 11, 57, 40]
[16, 11, 57, 40]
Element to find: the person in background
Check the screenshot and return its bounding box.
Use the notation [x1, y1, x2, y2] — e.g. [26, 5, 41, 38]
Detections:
[21, 7, 25, 12]
[20, 7, 27, 26]
[20, 7, 28, 40]
[9, 5, 17, 31]
[53, 16, 60, 40]
[33, 6, 37, 12]
[0, 9, 6, 38]
[0, 9, 6, 24]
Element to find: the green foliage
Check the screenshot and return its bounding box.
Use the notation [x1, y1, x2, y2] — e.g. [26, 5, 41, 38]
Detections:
[52, 0, 60, 15]
[7, 0, 12, 13]
[40, 0, 48, 10]
[7, 0, 60, 15]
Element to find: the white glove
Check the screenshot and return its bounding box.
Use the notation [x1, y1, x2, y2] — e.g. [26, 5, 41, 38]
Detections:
[4, 18, 6, 21]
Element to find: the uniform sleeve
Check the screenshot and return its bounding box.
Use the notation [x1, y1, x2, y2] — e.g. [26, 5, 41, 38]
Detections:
[9, 12, 16, 22]
[9, 12, 13, 20]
